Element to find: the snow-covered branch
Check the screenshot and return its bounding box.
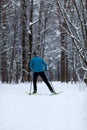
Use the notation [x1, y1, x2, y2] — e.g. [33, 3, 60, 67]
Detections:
[0, 47, 13, 55]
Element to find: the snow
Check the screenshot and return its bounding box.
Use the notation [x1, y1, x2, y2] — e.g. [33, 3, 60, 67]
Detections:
[0, 82, 87, 130]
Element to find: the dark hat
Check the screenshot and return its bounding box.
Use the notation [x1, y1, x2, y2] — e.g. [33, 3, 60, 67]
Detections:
[33, 50, 40, 56]
[33, 50, 37, 55]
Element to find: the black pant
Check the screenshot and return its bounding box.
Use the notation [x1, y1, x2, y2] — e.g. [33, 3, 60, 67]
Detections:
[33, 72, 54, 93]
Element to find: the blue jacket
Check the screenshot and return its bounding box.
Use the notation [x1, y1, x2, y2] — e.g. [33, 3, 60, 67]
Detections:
[30, 56, 48, 72]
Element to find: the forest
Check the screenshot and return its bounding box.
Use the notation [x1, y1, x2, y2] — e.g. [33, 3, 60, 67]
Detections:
[0, 0, 87, 83]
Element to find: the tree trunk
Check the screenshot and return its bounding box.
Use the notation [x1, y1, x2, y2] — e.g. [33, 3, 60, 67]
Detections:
[60, 21, 68, 82]
[21, 0, 27, 82]
[28, 0, 33, 81]
[0, 0, 8, 83]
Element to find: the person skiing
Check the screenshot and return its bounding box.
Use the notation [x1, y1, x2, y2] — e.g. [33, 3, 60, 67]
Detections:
[29, 50, 56, 94]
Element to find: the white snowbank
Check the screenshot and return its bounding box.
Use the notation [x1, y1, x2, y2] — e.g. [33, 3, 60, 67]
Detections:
[0, 82, 87, 130]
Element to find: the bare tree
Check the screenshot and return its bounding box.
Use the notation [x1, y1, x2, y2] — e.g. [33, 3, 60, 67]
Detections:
[21, 0, 28, 82]
[27, 0, 33, 81]
[9, 5, 19, 83]
[0, 0, 8, 83]
[56, 0, 69, 82]
[56, 0, 87, 82]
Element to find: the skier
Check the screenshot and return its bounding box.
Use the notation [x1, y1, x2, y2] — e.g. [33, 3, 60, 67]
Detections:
[29, 50, 56, 94]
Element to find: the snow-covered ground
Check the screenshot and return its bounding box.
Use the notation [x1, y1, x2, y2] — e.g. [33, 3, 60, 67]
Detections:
[0, 82, 87, 130]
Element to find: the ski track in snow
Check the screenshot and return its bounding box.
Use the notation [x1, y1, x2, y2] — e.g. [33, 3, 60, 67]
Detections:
[0, 82, 87, 130]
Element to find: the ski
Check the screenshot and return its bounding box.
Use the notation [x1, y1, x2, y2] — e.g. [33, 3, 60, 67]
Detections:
[50, 91, 63, 96]
[26, 91, 41, 95]
[26, 91, 63, 96]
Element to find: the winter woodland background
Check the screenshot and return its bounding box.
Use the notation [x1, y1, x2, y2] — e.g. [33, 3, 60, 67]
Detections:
[0, 0, 87, 83]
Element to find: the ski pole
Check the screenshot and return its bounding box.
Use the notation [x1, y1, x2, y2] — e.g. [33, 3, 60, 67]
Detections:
[29, 80, 32, 95]
[29, 72, 33, 95]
